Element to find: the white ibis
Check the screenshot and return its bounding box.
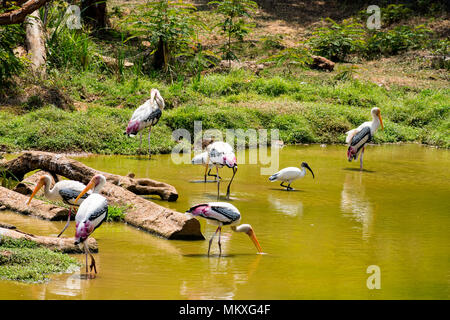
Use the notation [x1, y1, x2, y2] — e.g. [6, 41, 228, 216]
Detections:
[204, 141, 237, 199]
[26, 175, 94, 237]
[346, 107, 384, 170]
[125, 88, 165, 158]
[73, 174, 108, 274]
[269, 162, 315, 190]
[186, 202, 262, 256]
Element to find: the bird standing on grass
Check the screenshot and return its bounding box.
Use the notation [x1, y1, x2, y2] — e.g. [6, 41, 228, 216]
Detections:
[186, 202, 262, 256]
[269, 162, 315, 191]
[73, 174, 108, 275]
[125, 88, 165, 159]
[346, 107, 384, 170]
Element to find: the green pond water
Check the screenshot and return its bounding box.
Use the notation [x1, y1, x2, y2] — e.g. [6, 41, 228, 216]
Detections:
[0, 144, 449, 299]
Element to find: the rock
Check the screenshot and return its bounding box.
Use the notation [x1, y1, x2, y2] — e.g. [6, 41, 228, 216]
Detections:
[0, 205, 6, 211]
[310, 55, 335, 71]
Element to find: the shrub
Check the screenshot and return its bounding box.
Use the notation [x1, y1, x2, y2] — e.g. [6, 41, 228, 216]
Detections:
[308, 18, 366, 62]
[0, 25, 25, 86]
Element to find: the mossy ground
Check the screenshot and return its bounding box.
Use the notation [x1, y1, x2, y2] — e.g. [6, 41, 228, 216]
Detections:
[0, 238, 80, 282]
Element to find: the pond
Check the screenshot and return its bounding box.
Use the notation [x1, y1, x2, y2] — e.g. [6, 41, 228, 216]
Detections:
[0, 144, 449, 299]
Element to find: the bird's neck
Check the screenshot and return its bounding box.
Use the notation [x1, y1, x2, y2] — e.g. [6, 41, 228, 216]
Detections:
[231, 224, 250, 233]
[371, 116, 380, 132]
[44, 180, 58, 200]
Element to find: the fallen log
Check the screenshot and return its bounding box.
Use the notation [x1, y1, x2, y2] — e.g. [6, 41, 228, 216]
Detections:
[0, 185, 69, 221]
[3, 151, 178, 201]
[0, 226, 97, 253]
[2, 152, 203, 240]
[13, 170, 54, 195]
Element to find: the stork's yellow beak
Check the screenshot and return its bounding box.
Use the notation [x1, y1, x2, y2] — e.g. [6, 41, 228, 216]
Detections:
[378, 114, 384, 130]
[74, 179, 95, 204]
[27, 179, 45, 205]
[247, 228, 263, 253]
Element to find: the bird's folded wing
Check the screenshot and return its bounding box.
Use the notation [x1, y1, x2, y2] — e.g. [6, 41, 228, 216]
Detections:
[345, 129, 360, 144]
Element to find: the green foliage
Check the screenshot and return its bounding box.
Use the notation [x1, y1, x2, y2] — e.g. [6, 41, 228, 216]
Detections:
[366, 25, 432, 57]
[0, 237, 79, 282]
[381, 4, 413, 26]
[107, 205, 128, 222]
[0, 24, 25, 86]
[308, 18, 366, 62]
[123, 0, 199, 73]
[43, 2, 98, 71]
[209, 0, 258, 64]
[261, 43, 312, 74]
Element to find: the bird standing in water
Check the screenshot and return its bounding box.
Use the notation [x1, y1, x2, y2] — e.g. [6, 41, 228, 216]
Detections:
[269, 162, 315, 191]
[125, 88, 165, 159]
[346, 107, 384, 170]
[27, 175, 91, 237]
[73, 174, 108, 274]
[186, 202, 262, 256]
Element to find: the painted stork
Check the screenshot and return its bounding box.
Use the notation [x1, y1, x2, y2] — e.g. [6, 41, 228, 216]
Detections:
[27, 175, 93, 237]
[186, 202, 262, 256]
[73, 174, 108, 274]
[205, 141, 237, 199]
[269, 162, 315, 190]
[125, 88, 165, 158]
[346, 107, 384, 170]
[191, 138, 220, 182]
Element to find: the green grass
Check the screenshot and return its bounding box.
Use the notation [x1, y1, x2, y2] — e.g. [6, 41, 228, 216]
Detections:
[107, 205, 128, 222]
[0, 70, 448, 153]
[0, 237, 80, 282]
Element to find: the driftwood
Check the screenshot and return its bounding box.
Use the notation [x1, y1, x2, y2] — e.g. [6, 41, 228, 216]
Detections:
[2, 152, 203, 240]
[0, 0, 50, 25]
[0, 185, 69, 221]
[3, 151, 178, 201]
[0, 226, 97, 253]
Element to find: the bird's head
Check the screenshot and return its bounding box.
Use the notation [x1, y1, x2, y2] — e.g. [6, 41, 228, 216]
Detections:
[151, 88, 165, 110]
[224, 153, 237, 168]
[371, 107, 383, 130]
[27, 175, 51, 205]
[237, 224, 263, 254]
[301, 162, 315, 179]
[74, 174, 106, 204]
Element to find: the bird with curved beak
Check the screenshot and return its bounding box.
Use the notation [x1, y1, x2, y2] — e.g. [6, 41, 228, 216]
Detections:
[269, 162, 315, 191]
[27, 175, 90, 237]
[345, 107, 384, 170]
[186, 202, 262, 256]
[72, 174, 108, 275]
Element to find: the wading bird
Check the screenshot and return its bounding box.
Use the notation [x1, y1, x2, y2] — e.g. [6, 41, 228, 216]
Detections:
[269, 162, 315, 190]
[205, 141, 237, 199]
[346, 107, 384, 170]
[73, 174, 108, 274]
[186, 202, 262, 256]
[191, 138, 220, 182]
[125, 88, 165, 159]
[27, 175, 92, 237]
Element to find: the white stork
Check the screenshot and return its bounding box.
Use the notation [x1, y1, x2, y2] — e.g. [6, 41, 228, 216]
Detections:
[26, 175, 98, 237]
[73, 174, 108, 274]
[204, 141, 237, 199]
[125, 88, 165, 159]
[269, 162, 315, 190]
[345, 107, 384, 170]
[186, 202, 262, 256]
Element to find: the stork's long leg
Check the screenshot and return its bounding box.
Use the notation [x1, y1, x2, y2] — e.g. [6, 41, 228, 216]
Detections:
[57, 206, 72, 238]
[204, 163, 209, 182]
[225, 167, 237, 200]
[360, 147, 365, 171]
[207, 169, 221, 181]
[287, 183, 293, 191]
[218, 227, 222, 257]
[208, 227, 220, 256]
[216, 167, 220, 200]
[139, 131, 143, 154]
[83, 241, 97, 274]
[147, 127, 152, 159]
[280, 182, 288, 190]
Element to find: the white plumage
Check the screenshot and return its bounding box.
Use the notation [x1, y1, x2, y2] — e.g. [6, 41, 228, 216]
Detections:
[126, 88, 165, 158]
[269, 162, 315, 190]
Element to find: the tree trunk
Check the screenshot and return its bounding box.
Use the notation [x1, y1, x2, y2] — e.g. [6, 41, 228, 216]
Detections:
[153, 37, 169, 71]
[81, 0, 108, 29]
[25, 10, 46, 75]
[1, 152, 204, 240]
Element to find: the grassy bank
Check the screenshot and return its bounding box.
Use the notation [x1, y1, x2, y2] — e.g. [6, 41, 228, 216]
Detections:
[1, 69, 448, 154]
[0, 238, 79, 282]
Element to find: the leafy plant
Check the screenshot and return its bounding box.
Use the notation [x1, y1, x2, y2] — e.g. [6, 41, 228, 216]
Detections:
[308, 18, 366, 62]
[209, 0, 258, 67]
[366, 25, 432, 57]
[107, 205, 129, 222]
[261, 43, 312, 75]
[382, 4, 413, 26]
[0, 24, 25, 86]
[123, 0, 199, 74]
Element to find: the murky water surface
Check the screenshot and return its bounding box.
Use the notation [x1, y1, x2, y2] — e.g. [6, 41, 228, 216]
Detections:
[0, 144, 449, 299]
